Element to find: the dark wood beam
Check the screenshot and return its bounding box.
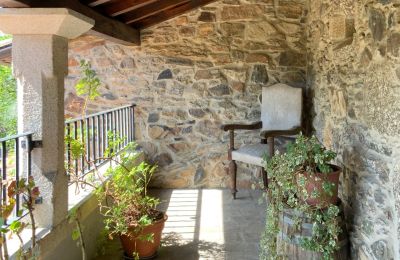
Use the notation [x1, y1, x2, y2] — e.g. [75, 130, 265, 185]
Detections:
[120, 0, 190, 24]
[67, 1, 140, 45]
[0, 0, 140, 45]
[101, 0, 158, 17]
[0, 0, 30, 7]
[85, 0, 115, 7]
[134, 0, 217, 29]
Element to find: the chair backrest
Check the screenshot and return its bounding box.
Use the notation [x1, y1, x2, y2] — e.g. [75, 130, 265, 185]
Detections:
[261, 83, 303, 131]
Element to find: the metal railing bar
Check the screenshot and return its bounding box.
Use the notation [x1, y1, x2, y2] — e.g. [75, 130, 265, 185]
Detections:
[65, 104, 136, 124]
[15, 137, 20, 217]
[0, 132, 34, 142]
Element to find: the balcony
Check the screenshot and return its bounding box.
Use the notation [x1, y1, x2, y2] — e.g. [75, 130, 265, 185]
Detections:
[0, 0, 399, 260]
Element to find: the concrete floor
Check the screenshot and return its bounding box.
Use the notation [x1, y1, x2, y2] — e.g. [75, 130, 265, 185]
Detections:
[95, 189, 266, 260]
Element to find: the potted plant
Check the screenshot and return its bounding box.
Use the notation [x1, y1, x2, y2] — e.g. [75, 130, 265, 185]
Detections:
[65, 60, 167, 260]
[96, 142, 167, 260]
[260, 134, 347, 260]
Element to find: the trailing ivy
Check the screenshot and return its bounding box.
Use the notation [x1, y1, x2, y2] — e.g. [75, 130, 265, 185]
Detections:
[260, 134, 342, 260]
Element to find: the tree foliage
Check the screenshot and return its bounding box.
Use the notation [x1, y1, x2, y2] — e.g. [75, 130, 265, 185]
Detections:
[0, 35, 11, 41]
[0, 65, 17, 138]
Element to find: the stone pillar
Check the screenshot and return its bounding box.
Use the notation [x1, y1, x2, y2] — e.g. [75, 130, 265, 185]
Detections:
[0, 8, 94, 228]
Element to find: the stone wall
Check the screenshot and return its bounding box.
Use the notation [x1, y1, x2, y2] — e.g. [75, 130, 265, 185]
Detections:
[65, 0, 308, 189]
[307, 0, 400, 259]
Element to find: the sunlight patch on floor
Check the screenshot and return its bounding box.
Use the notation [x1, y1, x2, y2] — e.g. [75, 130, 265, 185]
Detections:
[199, 189, 224, 244]
[163, 189, 199, 241]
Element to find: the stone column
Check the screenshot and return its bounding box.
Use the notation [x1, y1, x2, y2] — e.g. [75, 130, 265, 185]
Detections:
[0, 8, 94, 228]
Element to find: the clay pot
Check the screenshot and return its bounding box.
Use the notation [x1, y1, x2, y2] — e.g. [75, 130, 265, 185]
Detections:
[298, 164, 341, 208]
[120, 213, 168, 259]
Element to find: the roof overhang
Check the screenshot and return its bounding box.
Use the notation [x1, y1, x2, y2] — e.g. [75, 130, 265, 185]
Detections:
[0, 0, 218, 46]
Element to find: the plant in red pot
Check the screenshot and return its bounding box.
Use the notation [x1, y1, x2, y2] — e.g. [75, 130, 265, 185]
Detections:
[291, 135, 340, 208]
[95, 143, 167, 260]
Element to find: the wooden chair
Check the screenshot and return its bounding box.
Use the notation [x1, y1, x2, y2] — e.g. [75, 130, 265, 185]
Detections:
[222, 83, 303, 199]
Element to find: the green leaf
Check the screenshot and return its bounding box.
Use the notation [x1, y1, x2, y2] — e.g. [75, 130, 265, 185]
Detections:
[72, 228, 81, 241]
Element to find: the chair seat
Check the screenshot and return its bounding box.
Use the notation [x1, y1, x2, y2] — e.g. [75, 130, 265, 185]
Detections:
[232, 143, 269, 167]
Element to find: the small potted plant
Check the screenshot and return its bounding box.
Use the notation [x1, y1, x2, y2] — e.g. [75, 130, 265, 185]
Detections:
[260, 134, 347, 260]
[95, 141, 167, 260]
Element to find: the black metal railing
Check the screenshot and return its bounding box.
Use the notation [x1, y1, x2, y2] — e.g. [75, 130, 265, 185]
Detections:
[65, 104, 136, 182]
[0, 133, 33, 223]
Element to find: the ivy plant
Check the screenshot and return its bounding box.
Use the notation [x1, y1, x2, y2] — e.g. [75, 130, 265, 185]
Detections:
[260, 134, 341, 260]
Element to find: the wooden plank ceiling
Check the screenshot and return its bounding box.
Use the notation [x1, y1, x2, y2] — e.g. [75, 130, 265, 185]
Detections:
[0, 0, 216, 45]
[81, 0, 217, 29]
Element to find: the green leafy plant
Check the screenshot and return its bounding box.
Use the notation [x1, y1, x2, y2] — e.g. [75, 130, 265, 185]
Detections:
[2, 177, 40, 260]
[96, 142, 159, 240]
[65, 59, 101, 259]
[65, 60, 162, 260]
[67, 208, 86, 260]
[75, 60, 101, 103]
[260, 134, 341, 260]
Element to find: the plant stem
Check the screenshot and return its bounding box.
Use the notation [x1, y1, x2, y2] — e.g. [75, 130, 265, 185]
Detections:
[16, 234, 24, 259]
[2, 235, 8, 260]
[24, 192, 36, 249]
[75, 218, 86, 260]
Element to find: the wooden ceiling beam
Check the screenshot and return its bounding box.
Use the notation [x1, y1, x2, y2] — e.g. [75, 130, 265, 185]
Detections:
[85, 0, 115, 8]
[0, 0, 140, 45]
[0, 0, 30, 7]
[101, 0, 158, 17]
[120, 0, 190, 25]
[134, 0, 216, 29]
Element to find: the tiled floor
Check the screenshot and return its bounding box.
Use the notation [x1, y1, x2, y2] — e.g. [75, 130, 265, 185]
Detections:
[96, 189, 266, 260]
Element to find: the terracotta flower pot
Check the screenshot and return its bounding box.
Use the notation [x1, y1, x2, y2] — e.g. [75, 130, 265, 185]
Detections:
[298, 164, 341, 208]
[120, 213, 168, 259]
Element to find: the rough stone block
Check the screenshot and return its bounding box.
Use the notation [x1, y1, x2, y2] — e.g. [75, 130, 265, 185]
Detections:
[251, 65, 269, 84]
[329, 14, 355, 40]
[198, 23, 215, 36]
[387, 33, 400, 57]
[279, 51, 306, 67]
[220, 22, 245, 37]
[221, 5, 263, 21]
[198, 12, 216, 22]
[277, 0, 304, 19]
[369, 8, 386, 41]
[329, 89, 347, 118]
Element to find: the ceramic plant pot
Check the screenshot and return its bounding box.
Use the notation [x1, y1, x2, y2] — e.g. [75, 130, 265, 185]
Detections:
[120, 213, 168, 260]
[298, 164, 341, 208]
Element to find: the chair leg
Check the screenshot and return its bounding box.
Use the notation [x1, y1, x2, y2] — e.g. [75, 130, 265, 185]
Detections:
[262, 167, 268, 190]
[229, 160, 237, 199]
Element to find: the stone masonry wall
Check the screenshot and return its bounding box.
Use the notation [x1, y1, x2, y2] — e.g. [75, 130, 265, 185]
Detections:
[65, 0, 308, 189]
[307, 0, 400, 259]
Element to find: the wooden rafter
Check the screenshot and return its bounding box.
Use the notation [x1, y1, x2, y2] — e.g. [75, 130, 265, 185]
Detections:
[120, 0, 190, 25]
[133, 0, 217, 29]
[85, 0, 115, 8]
[100, 0, 158, 17]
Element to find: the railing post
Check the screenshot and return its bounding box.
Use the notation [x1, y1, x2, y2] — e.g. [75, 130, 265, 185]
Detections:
[131, 104, 136, 142]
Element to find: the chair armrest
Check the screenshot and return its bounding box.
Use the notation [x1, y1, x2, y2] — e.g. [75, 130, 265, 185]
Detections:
[260, 127, 302, 139]
[221, 121, 262, 131]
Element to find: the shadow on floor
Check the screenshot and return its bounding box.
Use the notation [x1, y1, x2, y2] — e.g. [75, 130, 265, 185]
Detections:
[95, 189, 265, 260]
